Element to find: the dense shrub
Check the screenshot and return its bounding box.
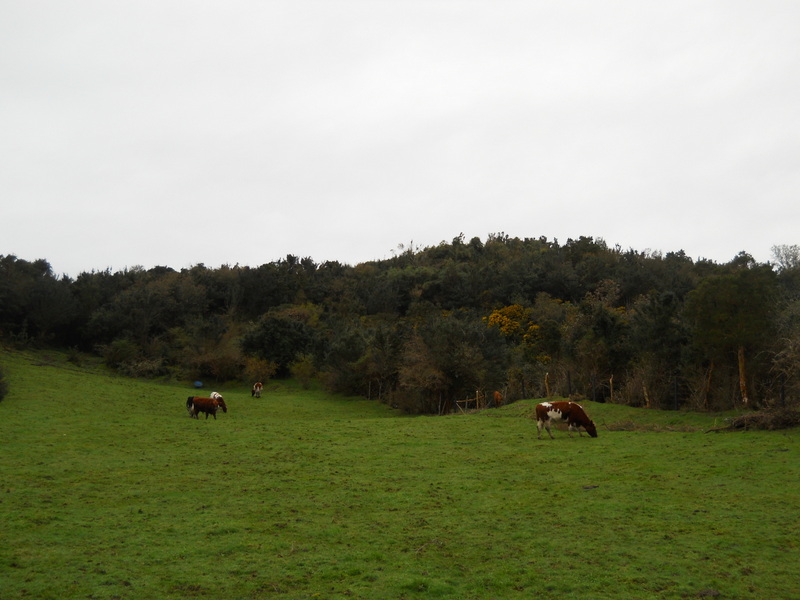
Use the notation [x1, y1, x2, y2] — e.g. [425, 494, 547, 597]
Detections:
[117, 358, 168, 379]
[240, 314, 316, 376]
[100, 339, 140, 369]
[189, 350, 243, 382]
[290, 354, 316, 389]
[243, 357, 277, 386]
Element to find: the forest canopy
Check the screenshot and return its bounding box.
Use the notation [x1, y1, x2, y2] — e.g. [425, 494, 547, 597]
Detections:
[3, 235, 799, 413]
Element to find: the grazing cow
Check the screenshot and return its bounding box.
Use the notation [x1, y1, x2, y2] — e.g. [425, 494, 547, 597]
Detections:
[251, 382, 263, 398]
[535, 401, 597, 439]
[493, 390, 503, 407]
[186, 396, 228, 420]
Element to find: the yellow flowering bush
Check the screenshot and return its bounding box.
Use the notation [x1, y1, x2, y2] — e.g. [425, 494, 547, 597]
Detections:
[484, 304, 540, 345]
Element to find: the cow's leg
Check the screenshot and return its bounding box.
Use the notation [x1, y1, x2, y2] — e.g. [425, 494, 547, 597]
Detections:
[537, 419, 544, 439]
[543, 419, 554, 439]
[570, 423, 585, 437]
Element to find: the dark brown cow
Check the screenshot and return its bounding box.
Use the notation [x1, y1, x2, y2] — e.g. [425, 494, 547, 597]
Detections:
[251, 382, 263, 398]
[493, 390, 503, 407]
[187, 396, 228, 420]
[535, 401, 597, 439]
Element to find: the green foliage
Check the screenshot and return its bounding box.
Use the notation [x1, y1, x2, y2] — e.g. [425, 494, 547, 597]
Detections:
[100, 338, 140, 368]
[319, 319, 404, 398]
[1, 349, 798, 599]
[396, 309, 508, 413]
[2, 237, 798, 411]
[290, 353, 316, 388]
[0, 255, 77, 345]
[683, 264, 779, 406]
[685, 264, 777, 359]
[240, 313, 316, 376]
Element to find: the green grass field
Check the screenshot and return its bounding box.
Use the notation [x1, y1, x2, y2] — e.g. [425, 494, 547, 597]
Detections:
[1, 348, 799, 599]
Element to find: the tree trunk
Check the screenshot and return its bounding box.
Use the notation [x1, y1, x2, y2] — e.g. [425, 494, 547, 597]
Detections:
[737, 346, 749, 406]
[544, 372, 551, 397]
[704, 361, 714, 410]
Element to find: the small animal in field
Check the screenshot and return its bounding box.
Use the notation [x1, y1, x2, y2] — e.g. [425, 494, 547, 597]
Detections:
[535, 400, 597, 439]
[493, 390, 503, 407]
[251, 382, 263, 398]
[186, 396, 228, 420]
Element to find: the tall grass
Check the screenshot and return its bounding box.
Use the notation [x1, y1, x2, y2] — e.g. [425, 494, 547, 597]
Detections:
[1, 348, 798, 599]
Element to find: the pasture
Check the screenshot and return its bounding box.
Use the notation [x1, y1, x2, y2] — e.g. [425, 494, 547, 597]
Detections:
[1, 348, 798, 599]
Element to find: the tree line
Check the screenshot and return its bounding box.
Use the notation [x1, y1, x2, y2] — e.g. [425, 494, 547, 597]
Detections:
[2, 234, 799, 413]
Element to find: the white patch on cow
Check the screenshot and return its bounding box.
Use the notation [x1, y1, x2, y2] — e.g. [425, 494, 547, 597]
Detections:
[541, 402, 552, 408]
[546, 409, 563, 422]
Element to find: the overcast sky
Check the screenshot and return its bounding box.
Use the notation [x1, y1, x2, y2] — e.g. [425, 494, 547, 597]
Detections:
[2, 1, 799, 277]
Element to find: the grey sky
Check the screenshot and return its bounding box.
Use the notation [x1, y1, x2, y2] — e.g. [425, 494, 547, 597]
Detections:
[2, 1, 799, 277]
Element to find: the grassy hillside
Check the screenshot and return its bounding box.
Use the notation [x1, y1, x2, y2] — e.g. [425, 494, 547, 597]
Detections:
[1, 348, 798, 599]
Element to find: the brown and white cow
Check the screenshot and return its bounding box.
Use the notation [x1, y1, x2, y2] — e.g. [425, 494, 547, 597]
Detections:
[535, 401, 597, 439]
[187, 396, 228, 420]
[251, 382, 263, 398]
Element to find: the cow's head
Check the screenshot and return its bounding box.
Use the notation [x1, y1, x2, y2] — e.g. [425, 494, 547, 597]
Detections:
[217, 399, 228, 413]
[585, 420, 598, 438]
